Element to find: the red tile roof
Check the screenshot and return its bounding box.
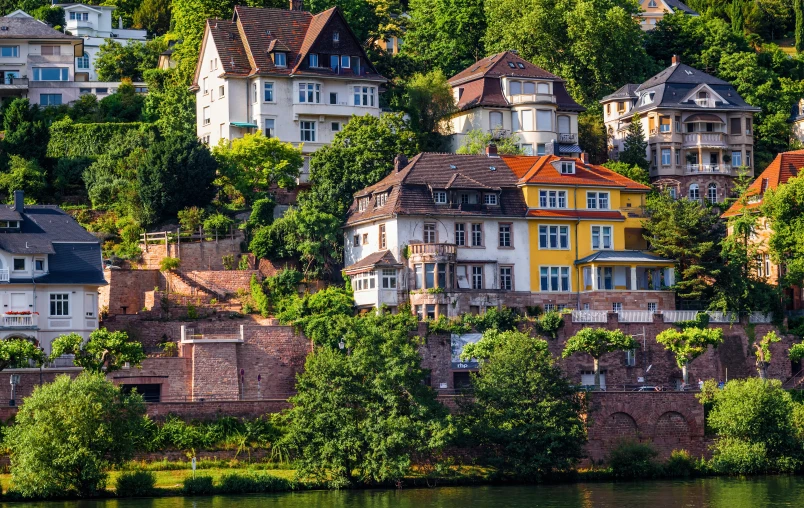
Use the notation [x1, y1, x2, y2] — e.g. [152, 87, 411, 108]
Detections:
[722, 150, 804, 217]
[527, 210, 625, 220]
[503, 155, 652, 191]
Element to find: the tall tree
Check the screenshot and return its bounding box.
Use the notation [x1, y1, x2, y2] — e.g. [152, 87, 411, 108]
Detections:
[94, 39, 166, 81]
[306, 0, 403, 45]
[2, 98, 48, 163]
[402, 69, 456, 147]
[755, 331, 781, 380]
[619, 112, 648, 169]
[133, 0, 171, 36]
[562, 328, 637, 390]
[796, 0, 804, 53]
[656, 326, 724, 385]
[50, 329, 146, 374]
[732, 0, 744, 34]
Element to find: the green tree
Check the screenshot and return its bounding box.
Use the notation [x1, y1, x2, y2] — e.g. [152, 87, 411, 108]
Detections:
[578, 108, 609, 164]
[2, 98, 48, 163]
[402, 69, 456, 146]
[276, 285, 355, 347]
[619, 113, 648, 170]
[94, 39, 165, 81]
[7, 373, 147, 498]
[656, 326, 724, 385]
[31, 5, 65, 29]
[732, 0, 744, 33]
[306, 0, 402, 45]
[50, 329, 146, 374]
[278, 311, 452, 487]
[562, 327, 637, 389]
[142, 69, 197, 137]
[601, 160, 650, 185]
[98, 81, 145, 122]
[133, 0, 171, 36]
[763, 176, 804, 288]
[212, 132, 303, 204]
[462, 330, 585, 478]
[0, 338, 46, 370]
[456, 129, 523, 155]
[755, 330, 781, 380]
[797, 0, 804, 53]
[0, 156, 46, 200]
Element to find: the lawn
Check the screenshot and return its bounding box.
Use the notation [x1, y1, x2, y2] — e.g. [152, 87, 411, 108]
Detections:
[770, 38, 796, 56]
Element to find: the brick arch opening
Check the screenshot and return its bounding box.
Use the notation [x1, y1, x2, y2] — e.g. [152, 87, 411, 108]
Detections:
[602, 411, 639, 440]
[653, 410, 692, 457]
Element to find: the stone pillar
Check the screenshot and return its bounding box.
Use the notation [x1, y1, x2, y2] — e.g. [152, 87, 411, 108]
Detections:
[630, 265, 638, 291]
[591, 264, 598, 291]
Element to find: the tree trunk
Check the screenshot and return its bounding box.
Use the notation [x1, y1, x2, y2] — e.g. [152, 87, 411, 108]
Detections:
[758, 362, 768, 380]
[682, 364, 689, 386]
[594, 357, 601, 390]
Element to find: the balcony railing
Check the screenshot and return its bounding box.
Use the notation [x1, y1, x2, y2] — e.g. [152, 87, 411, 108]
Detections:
[558, 133, 578, 144]
[686, 164, 731, 174]
[683, 132, 726, 147]
[489, 127, 510, 139]
[707, 311, 738, 323]
[694, 98, 717, 108]
[3, 314, 37, 328]
[509, 93, 554, 105]
[749, 312, 773, 324]
[572, 310, 608, 323]
[662, 310, 699, 323]
[0, 77, 27, 88]
[0, 269, 8, 282]
[617, 310, 654, 323]
[409, 243, 457, 256]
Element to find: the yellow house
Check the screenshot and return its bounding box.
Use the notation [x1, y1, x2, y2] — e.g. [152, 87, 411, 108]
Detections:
[503, 154, 676, 312]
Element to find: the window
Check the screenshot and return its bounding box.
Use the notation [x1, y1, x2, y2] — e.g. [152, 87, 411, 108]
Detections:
[520, 144, 533, 155]
[353, 234, 359, 246]
[508, 62, 517, 70]
[746, 119, 752, 135]
[362, 233, 369, 244]
[299, 83, 321, 103]
[648, 302, 658, 312]
[333, 31, 340, 42]
[732, 151, 742, 167]
[425, 263, 435, 288]
[557, 115, 570, 134]
[341, 55, 351, 68]
[353, 86, 376, 106]
[500, 266, 513, 291]
[498, 224, 512, 247]
[746, 151, 752, 166]
[357, 196, 370, 212]
[472, 266, 483, 289]
[40, 94, 62, 106]
[640, 92, 654, 106]
[538, 225, 569, 249]
[648, 0, 657, 6]
[264, 82, 274, 101]
[69, 12, 75, 19]
[41, 45, 60, 56]
[538, 82, 550, 94]
[536, 110, 551, 130]
[375, 192, 388, 208]
[32, 67, 68, 81]
[471, 223, 483, 246]
[330, 55, 339, 69]
[707, 183, 718, 204]
[352, 271, 376, 291]
[669, 187, 677, 199]
[251, 82, 257, 102]
[309, 53, 318, 67]
[381, 269, 396, 289]
[203, 77, 209, 95]
[76, 52, 89, 69]
[540, 266, 570, 292]
[300, 121, 316, 142]
[538, 190, 567, 208]
[511, 111, 521, 131]
[522, 109, 533, 130]
[219, 85, 225, 98]
[536, 144, 546, 156]
[327, 93, 338, 106]
[587, 192, 609, 209]
[675, 150, 680, 165]
[660, 117, 670, 132]
[675, 116, 681, 132]
[484, 194, 498, 205]
[81, 12, 88, 20]
[50, 294, 69, 316]
[331, 122, 340, 132]
[79, 87, 91, 95]
[424, 223, 437, 243]
[606, 104, 611, 115]
[591, 226, 613, 249]
[509, 81, 521, 95]
[95, 87, 108, 94]
[612, 302, 623, 312]
[210, 58, 218, 70]
[202, 106, 210, 126]
[730, 117, 741, 134]
[765, 254, 771, 277]
[274, 52, 286, 67]
[661, 148, 671, 165]
[455, 223, 465, 246]
[34, 259, 44, 271]
[560, 162, 575, 174]
[434, 191, 447, 204]
[263, 118, 275, 138]
[13, 258, 24, 271]
[523, 82, 535, 94]
[379, 224, 386, 248]
[489, 111, 503, 129]
[689, 183, 700, 201]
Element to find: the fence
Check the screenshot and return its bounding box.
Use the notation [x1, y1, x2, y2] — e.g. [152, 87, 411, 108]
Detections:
[617, 310, 654, 323]
[571, 310, 608, 323]
[140, 226, 240, 253]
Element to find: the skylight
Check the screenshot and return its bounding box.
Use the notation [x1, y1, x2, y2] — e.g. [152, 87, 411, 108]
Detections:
[508, 62, 516, 68]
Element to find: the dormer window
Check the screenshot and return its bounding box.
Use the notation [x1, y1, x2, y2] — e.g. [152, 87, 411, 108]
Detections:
[640, 92, 654, 106]
[484, 193, 498, 205]
[374, 192, 388, 208]
[274, 52, 286, 67]
[357, 196, 370, 212]
[648, 0, 657, 6]
[0, 220, 19, 228]
[309, 53, 318, 67]
[333, 31, 340, 42]
[560, 161, 575, 174]
[434, 191, 447, 204]
[340, 55, 351, 68]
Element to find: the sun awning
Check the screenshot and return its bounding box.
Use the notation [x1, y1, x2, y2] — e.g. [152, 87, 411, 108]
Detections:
[231, 122, 258, 128]
[558, 144, 583, 154]
[685, 113, 724, 123]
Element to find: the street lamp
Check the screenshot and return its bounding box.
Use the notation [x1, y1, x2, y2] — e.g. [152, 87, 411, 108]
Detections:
[9, 374, 20, 407]
[338, 339, 345, 350]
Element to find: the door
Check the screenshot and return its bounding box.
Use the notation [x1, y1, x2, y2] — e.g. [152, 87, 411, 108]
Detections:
[9, 293, 26, 311]
[709, 153, 718, 164]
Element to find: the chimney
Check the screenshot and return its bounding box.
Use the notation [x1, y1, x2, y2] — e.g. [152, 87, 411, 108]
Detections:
[394, 153, 408, 172]
[671, 54, 680, 66]
[289, 0, 304, 10]
[580, 151, 589, 164]
[13, 190, 23, 212]
[485, 143, 498, 157]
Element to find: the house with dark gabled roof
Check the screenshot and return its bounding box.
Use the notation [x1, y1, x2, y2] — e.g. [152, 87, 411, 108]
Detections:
[638, 0, 698, 30]
[0, 191, 105, 353]
[602, 55, 759, 203]
[193, 2, 385, 179]
[445, 51, 585, 157]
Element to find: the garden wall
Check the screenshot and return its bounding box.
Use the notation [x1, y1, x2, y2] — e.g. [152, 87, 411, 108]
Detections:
[137, 234, 245, 271]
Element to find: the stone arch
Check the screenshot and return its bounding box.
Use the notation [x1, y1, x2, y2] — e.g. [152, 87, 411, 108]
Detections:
[1, 333, 37, 345]
[652, 411, 692, 456]
[602, 411, 639, 440]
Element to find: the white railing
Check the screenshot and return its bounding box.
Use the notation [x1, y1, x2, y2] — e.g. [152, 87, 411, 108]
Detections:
[572, 310, 608, 323]
[707, 311, 738, 323]
[0, 268, 9, 282]
[683, 132, 726, 147]
[3, 314, 36, 327]
[749, 312, 773, 324]
[686, 164, 731, 174]
[618, 311, 654, 323]
[662, 310, 699, 323]
[558, 133, 578, 144]
[181, 324, 244, 342]
[694, 98, 717, 108]
[509, 93, 555, 104]
[48, 354, 76, 368]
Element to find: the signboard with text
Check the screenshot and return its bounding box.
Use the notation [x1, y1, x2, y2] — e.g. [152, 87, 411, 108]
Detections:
[451, 332, 482, 369]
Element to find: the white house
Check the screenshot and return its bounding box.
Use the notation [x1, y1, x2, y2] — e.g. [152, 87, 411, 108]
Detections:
[193, 3, 386, 178]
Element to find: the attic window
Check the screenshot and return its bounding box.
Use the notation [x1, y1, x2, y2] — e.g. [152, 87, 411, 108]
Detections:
[489, 166, 497, 171]
[333, 31, 340, 42]
[639, 92, 654, 106]
[434, 191, 447, 204]
[517, 63, 525, 69]
[274, 52, 287, 67]
[449, 164, 457, 170]
[0, 221, 18, 228]
[508, 62, 516, 68]
[648, 0, 657, 6]
[357, 196, 370, 212]
[560, 161, 575, 174]
[375, 192, 388, 208]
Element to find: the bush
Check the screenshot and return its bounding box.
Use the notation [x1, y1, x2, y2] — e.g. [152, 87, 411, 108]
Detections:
[217, 472, 292, 494]
[115, 470, 156, 497]
[203, 213, 234, 237]
[608, 441, 659, 479]
[534, 310, 564, 338]
[662, 449, 700, 478]
[182, 475, 214, 496]
[178, 206, 204, 232]
[712, 438, 770, 475]
[250, 275, 270, 317]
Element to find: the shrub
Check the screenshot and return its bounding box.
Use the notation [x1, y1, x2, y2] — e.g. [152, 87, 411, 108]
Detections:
[203, 213, 234, 237]
[712, 438, 769, 475]
[160, 257, 180, 272]
[608, 441, 659, 479]
[178, 206, 204, 233]
[115, 470, 156, 497]
[264, 268, 303, 301]
[534, 310, 564, 338]
[222, 254, 235, 270]
[662, 449, 699, 478]
[250, 275, 270, 317]
[182, 475, 214, 496]
[217, 472, 292, 494]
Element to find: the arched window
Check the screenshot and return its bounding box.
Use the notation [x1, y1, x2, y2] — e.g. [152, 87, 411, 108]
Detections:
[509, 81, 521, 95]
[707, 183, 718, 204]
[77, 53, 90, 69]
[689, 183, 700, 201]
[537, 82, 549, 94]
[557, 115, 570, 134]
[489, 111, 503, 129]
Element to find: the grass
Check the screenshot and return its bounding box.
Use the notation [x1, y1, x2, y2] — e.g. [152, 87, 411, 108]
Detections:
[770, 38, 796, 56]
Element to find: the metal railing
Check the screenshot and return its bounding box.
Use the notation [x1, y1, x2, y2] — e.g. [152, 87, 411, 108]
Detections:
[181, 325, 244, 342]
[509, 93, 554, 104]
[662, 310, 699, 323]
[749, 312, 773, 323]
[686, 163, 731, 174]
[558, 133, 578, 144]
[572, 310, 608, 323]
[618, 310, 654, 323]
[683, 132, 726, 147]
[0, 268, 9, 282]
[707, 311, 738, 323]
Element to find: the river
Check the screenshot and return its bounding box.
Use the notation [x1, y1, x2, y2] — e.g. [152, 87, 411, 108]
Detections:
[3, 477, 804, 507]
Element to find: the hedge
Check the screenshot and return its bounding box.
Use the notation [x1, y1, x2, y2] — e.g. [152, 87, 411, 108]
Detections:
[47, 118, 155, 158]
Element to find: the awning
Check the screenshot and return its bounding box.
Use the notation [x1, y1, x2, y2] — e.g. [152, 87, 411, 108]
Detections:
[685, 113, 724, 123]
[231, 122, 258, 128]
[575, 250, 674, 265]
[558, 144, 583, 154]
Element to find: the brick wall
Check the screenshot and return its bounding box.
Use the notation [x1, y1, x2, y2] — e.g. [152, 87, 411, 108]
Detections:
[146, 400, 291, 419]
[103, 316, 260, 348]
[137, 234, 245, 271]
[191, 342, 240, 400]
[100, 269, 160, 316]
[165, 270, 260, 298]
[236, 326, 312, 399]
[110, 357, 192, 401]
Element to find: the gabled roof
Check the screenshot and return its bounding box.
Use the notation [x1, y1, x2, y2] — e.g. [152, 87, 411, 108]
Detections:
[722, 150, 804, 218]
[343, 250, 401, 274]
[504, 155, 652, 191]
[0, 15, 82, 40]
[196, 6, 384, 84]
[662, 0, 698, 15]
[448, 51, 560, 86]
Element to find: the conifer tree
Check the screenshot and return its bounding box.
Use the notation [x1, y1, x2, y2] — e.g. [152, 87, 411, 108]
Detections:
[619, 112, 649, 170]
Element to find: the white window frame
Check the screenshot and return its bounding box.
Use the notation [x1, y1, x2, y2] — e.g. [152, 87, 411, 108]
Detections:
[309, 53, 319, 67]
[434, 191, 447, 204]
[353, 86, 376, 107]
[591, 225, 613, 250]
[264, 82, 274, 102]
[299, 83, 321, 104]
[424, 223, 437, 243]
[455, 223, 465, 246]
[274, 52, 287, 67]
[500, 266, 513, 291]
[471, 223, 483, 247]
[300, 121, 316, 142]
[539, 190, 567, 208]
[498, 223, 512, 248]
[538, 225, 570, 250]
[586, 191, 609, 209]
[539, 266, 571, 292]
[264, 118, 275, 138]
[484, 193, 498, 205]
[381, 268, 397, 289]
[49, 293, 70, 317]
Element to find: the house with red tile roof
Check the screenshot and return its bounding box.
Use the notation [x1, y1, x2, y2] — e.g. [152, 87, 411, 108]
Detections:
[193, 2, 385, 179]
[342, 147, 675, 320]
[445, 51, 585, 157]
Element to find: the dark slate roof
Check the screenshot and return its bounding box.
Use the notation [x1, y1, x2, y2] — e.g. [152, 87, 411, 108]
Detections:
[664, 0, 698, 15]
[0, 16, 81, 39]
[0, 206, 99, 254]
[343, 250, 401, 273]
[34, 242, 105, 285]
[448, 51, 560, 85]
[575, 250, 673, 264]
[637, 63, 728, 91]
[601, 84, 639, 102]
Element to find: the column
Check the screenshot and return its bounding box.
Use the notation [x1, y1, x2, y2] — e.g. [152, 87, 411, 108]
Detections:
[630, 265, 638, 291]
[698, 146, 702, 172]
[591, 264, 598, 291]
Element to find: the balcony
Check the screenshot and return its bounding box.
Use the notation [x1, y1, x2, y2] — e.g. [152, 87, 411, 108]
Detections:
[0, 77, 27, 90]
[683, 132, 726, 147]
[509, 93, 555, 105]
[28, 54, 75, 65]
[0, 269, 8, 282]
[558, 133, 578, 144]
[409, 243, 457, 256]
[489, 127, 510, 139]
[686, 164, 731, 175]
[2, 313, 37, 328]
[694, 98, 717, 108]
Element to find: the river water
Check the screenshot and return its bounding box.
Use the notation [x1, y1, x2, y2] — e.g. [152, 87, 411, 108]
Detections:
[4, 477, 804, 507]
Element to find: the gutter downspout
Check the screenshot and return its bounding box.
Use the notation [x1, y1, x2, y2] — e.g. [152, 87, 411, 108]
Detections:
[574, 186, 581, 310]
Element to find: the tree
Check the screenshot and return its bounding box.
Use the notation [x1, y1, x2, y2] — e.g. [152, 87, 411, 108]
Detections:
[0, 338, 45, 371]
[601, 160, 650, 185]
[578, 108, 609, 164]
[655, 326, 724, 385]
[142, 69, 197, 137]
[402, 70, 456, 147]
[0, 156, 46, 200]
[212, 132, 303, 204]
[133, 0, 171, 36]
[619, 113, 648, 169]
[456, 129, 523, 156]
[94, 39, 165, 82]
[306, 0, 402, 46]
[643, 191, 726, 303]
[763, 176, 804, 288]
[461, 330, 585, 478]
[137, 133, 218, 225]
[278, 311, 452, 487]
[50, 329, 146, 374]
[562, 328, 638, 389]
[2, 98, 48, 163]
[6, 373, 147, 498]
[755, 331, 781, 380]
[732, 0, 745, 34]
[276, 285, 355, 347]
[31, 5, 65, 29]
[797, 0, 804, 53]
